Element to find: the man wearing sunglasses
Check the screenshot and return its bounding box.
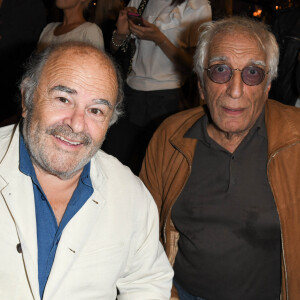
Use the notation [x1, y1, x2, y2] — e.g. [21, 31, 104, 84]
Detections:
[140, 16, 300, 300]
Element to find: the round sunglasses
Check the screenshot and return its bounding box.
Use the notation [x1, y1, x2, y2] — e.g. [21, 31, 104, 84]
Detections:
[204, 64, 269, 86]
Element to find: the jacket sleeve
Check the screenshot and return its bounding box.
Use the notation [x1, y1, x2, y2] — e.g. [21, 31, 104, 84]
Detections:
[139, 126, 166, 215]
[116, 184, 173, 300]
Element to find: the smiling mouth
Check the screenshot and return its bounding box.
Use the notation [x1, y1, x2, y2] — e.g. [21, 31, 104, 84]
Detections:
[47, 125, 92, 146]
[54, 135, 82, 146]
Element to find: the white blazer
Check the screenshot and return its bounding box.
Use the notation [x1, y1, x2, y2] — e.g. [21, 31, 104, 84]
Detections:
[0, 124, 173, 300]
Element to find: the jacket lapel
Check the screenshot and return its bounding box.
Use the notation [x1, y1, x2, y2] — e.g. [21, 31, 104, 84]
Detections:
[170, 106, 204, 162]
[0, 126, 40, 300]
[265, 100, 300, 156]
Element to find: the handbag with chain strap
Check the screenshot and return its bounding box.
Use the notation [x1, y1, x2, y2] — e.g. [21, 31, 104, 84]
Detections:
[113, 0, 150, 79]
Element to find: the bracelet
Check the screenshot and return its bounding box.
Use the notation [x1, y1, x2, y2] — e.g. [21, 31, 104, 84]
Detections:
[112, 35, 124, 47]
[111, 30, 128, 47]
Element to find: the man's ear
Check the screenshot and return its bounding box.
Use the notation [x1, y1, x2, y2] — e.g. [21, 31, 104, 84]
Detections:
[266, 82, 272, 94]
[198, 80, 205, 102]
[20, 79, 29, 118]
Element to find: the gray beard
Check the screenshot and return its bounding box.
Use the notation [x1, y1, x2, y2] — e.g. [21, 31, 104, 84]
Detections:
[22, 116, 102, 180]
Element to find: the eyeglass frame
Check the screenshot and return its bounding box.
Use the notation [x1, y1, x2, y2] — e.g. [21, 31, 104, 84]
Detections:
[204, 64, 270, 86]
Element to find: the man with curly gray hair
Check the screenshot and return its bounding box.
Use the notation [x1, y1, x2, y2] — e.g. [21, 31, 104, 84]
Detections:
[140, 16, 300, 300]
[0, 42, 173, 299]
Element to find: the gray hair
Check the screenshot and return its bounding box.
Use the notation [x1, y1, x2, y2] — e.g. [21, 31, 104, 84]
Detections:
[194, 16, 279, 88]
[20, 42, 124, 126]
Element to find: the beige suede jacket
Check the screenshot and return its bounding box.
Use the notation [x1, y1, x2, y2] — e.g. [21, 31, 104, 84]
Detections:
[140, 99, 300, 300]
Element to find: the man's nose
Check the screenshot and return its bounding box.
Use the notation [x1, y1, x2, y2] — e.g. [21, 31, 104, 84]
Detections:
[64, 107, 86, 133]
[226, 70, 244, 99]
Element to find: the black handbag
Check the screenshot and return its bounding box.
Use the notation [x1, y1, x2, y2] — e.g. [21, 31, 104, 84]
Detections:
[113, 0, 150, 79]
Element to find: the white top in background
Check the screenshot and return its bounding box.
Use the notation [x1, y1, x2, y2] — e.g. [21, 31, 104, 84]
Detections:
[127, 0, 211, 91]
[38, 22, 104, 50]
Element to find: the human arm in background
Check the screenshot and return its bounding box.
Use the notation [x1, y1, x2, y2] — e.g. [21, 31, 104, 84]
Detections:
[110, 7, 136, 53]
[128, 19, 193, 73]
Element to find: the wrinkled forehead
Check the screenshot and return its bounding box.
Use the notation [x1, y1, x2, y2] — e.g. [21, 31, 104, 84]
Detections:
[39, 48, 118, 97]
[43, 47, 116, 79]
[206, 30, 267, 66]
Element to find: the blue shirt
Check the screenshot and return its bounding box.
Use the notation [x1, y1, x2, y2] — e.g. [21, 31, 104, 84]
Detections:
[19, 134, 94, 297]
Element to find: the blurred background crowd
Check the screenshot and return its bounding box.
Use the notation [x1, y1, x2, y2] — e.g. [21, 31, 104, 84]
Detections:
[0, 0, 299, 174]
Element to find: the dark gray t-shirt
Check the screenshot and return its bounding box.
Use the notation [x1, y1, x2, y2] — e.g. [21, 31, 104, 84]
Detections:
[172, 111, 281, 300]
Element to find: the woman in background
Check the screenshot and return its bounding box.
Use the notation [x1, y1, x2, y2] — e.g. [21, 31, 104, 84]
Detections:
[103, 0, 212, 174]
[38, 0, 104, 51]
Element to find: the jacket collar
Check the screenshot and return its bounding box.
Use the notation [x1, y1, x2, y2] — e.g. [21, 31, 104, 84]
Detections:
[0, 124, 21, 184]
[169, 100, 300, 160]
[169, 106, 205, 164]
[265, 100, 300, 157]
[0, 124, 40, 299]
